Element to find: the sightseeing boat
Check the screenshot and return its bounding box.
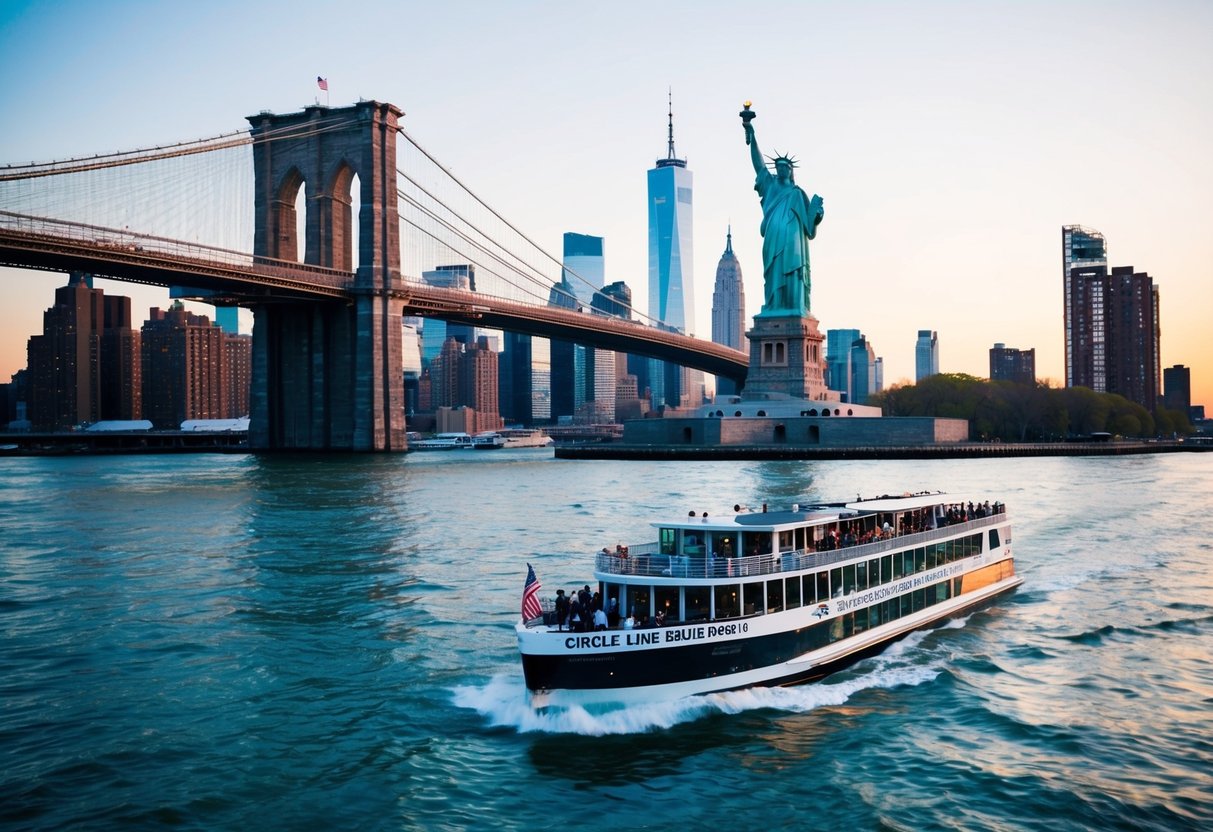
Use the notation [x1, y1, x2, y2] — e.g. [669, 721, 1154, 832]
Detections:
[516, 492, 1021, 709]
[410, 432, 473, 451]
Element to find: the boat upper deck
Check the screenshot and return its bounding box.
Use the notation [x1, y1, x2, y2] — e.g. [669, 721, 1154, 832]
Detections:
[595, 496, 1007, 581]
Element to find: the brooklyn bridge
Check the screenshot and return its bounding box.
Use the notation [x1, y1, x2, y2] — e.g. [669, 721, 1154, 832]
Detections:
[0, 100, 747, 451]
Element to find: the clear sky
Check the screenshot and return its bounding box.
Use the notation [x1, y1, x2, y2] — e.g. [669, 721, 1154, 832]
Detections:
[2, 0, 1210, 407]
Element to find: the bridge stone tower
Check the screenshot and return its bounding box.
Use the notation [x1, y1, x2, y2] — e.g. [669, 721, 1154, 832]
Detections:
[247, 101, 406, 451]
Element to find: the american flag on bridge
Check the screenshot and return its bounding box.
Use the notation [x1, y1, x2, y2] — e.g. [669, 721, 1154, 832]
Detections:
[521, 564, 543, 624]
[316, 76, 328, 91]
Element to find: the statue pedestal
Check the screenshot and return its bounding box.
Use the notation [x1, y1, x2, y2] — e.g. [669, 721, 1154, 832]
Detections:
[744, 313, 835, 401]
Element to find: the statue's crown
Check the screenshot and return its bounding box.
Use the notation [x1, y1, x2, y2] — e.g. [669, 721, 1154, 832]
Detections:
[767, 152, 798, 168]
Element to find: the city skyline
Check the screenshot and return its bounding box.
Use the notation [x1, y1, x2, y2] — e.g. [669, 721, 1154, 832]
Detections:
[0, 1, 1209, 407]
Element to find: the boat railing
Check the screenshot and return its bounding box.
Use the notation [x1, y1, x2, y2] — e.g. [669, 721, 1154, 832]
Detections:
[593, 513, 1003, 579]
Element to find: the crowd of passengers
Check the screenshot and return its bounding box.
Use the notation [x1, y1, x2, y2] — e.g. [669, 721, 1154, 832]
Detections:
[814, 500, 1005, 552]
[551, 584, 671, 632]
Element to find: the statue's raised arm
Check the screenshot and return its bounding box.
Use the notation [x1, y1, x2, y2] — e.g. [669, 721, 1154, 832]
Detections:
[741, 104, 766, 178]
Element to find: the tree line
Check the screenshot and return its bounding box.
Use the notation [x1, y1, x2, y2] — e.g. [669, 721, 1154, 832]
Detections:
[868, 374, 1193, 441]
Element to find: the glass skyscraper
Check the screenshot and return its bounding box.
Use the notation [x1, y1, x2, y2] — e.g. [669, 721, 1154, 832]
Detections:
[562, 232, 605, 307]
[647, 95, 694, 407]
[826, 328, 861, 397]
[915, 330, 939, 382]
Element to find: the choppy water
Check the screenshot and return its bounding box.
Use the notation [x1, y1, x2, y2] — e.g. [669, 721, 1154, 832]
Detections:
[1, 451, 1210, 831]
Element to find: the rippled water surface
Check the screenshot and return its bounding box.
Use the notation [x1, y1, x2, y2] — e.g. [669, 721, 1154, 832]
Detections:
[2, 451, 1211, 831]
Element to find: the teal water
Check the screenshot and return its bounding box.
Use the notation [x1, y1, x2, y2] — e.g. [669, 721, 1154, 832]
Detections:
[2, 452, 1211, 831]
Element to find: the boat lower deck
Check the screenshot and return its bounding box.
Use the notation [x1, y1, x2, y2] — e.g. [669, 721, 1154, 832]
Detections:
[522, 556, 1020, 708]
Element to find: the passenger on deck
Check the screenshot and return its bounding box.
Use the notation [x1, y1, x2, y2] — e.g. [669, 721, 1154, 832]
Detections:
[569, 596, 584, 632]
[593, 607, 608, 631]
[554, 589, 569, 631]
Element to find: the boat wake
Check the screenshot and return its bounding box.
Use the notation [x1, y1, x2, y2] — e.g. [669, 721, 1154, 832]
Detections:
[453, 627, 952, 736]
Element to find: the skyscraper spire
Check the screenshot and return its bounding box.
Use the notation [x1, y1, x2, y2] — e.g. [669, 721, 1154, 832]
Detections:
[667, 87, 676, 160]
[725, 224, 733, 255]
[656, 89, 686, 169]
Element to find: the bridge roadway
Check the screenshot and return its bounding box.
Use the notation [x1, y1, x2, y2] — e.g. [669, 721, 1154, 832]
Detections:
[0, 219, 748, 383]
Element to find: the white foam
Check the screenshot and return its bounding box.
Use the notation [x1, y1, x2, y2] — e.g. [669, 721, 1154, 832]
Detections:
[452, 637, 947, 736]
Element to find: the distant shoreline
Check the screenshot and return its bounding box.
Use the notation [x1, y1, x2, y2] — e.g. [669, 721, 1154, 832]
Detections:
[2, 433, 1206, 459]
[555, 440, 1208, 461]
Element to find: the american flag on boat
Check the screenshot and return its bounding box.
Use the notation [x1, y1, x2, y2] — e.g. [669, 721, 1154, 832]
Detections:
[521, 563, 542, 624]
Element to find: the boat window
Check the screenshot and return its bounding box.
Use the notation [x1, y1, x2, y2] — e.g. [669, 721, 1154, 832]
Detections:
[900, 593, 913, 618]
[830, 568, 843, 597]
[785, 576, 801, 609]
[803, 574, 816, 604]
[716, 535, 736, 559]
[842, 564, 856, 595]
[742, 531, 773, 557]
[913, 588, 927, 612]
[915, 547, 926, 572]
[628, 586, 651, 621]
[988, 528, 1000, 550]
[685, 586, 710, 622]
[854, 605, 868, 634]
[870, 602, 884, 628]
[816, 571, 829, 603]
[855, 561, 868, 591]
[655, 586, 679, 623]
[902, 550, 916, 575]
[868, 558, 880, 586]
[682, 532, 705, 557]
[892, 553, 904, 580]
[659, 528, 677, 556]
[778, 530, 794, 552]
[605, 583, 621, 621]
[842, 613, 854, 638]
[926, 545, 937, 570]
[766, 578, 784, 613]
[881, 555, 893, 583]
[743, 581, 765, 615]
[714, 584, 740, 619]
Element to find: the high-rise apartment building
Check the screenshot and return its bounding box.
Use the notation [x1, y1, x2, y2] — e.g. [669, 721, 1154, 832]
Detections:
[141, 303, 226, 428]
[647, 94, 694, 408]
[223, 331, 252, 417]
[1069, 264, 1160, 410]
[1162, 364, 1190, 414]
[915, 330, 939, 382]
[459, 336, 502, 432]
[711, 229, 746, 397]
[989, 343, 1036, 385]
[27, 273, 141, 430]
[27, 273, 102, 430]
[1062, 225, 1107, 388]
[99, 295, 142, 421]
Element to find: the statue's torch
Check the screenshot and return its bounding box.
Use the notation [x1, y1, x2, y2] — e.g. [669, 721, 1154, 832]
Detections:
[740, 101, 756, 144]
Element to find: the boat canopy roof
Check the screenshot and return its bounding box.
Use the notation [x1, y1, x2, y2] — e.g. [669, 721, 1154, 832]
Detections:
[652, 492, 974, 533]
[845, 492, 972, 512]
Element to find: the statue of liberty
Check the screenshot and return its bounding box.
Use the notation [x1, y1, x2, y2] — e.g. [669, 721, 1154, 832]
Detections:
[741, 104, 824, 316]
